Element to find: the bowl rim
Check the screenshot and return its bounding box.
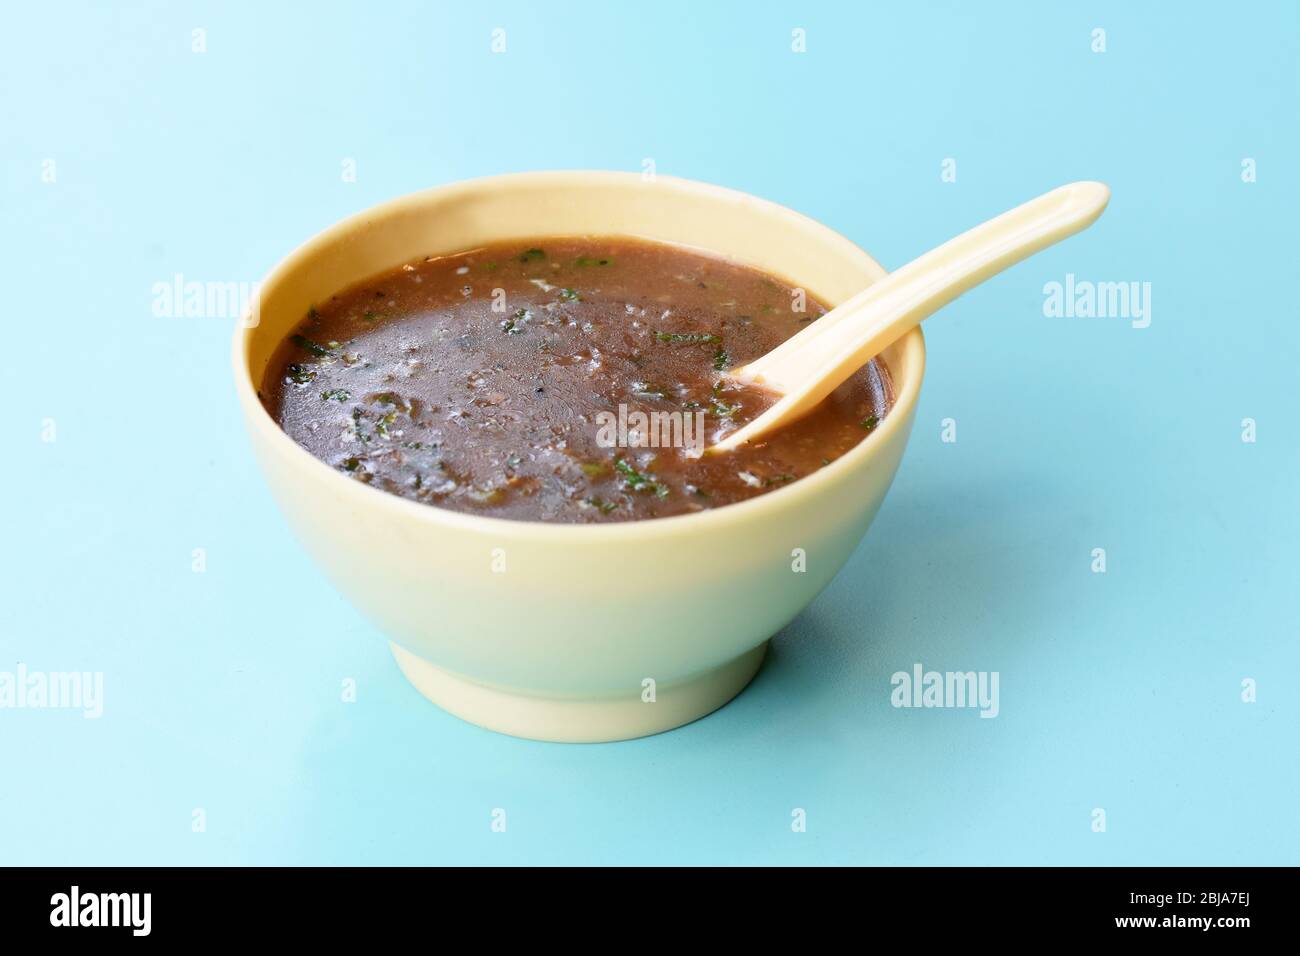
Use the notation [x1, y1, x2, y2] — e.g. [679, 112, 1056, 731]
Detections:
[232, 170, 926, 540]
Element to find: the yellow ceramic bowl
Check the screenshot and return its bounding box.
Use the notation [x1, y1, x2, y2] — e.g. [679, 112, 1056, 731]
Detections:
[232, 171, 925, 742]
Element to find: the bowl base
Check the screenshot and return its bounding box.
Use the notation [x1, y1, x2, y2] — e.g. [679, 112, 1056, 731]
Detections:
[389, 641, 768, 743]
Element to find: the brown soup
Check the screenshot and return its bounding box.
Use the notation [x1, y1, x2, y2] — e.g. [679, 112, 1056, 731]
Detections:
[262, 237, 892, 523]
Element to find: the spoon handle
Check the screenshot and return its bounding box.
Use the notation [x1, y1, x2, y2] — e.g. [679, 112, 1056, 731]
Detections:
[712, 181, 1110, 452]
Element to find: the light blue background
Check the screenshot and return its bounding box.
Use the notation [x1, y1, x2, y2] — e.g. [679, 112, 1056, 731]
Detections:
[2, 1, 1296, 865]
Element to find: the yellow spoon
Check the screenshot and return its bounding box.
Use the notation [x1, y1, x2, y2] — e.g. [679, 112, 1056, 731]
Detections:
[709, 181, 1111, 452]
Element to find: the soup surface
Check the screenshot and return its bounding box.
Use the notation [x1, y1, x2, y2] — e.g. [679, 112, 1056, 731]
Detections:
[263, 237, 892, 523]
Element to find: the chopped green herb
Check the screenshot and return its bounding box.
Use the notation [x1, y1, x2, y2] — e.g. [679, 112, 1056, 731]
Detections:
[584, 496, 618, 513]
[710, 379, 740, 418]
[580, 461, 609, 478]
[286, 364, 316, 385]
[576, 256, 613, 267]
[361, 311, 382, 322]
[342, 457, 362, 472]
[321, 389, 351, 402]
[290, 334, 333, 357]
[558, 287, 581, 302]
[713, 347, 730, 371]
[656, 332, 720, 344]
[518, 248, 546, 262]
[861, 415, 879, 432]
[615, 457, 669, 498]
[350, 407, 373, 443]
[484, 262, 499, 271]
[502, 308, 531, 335]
